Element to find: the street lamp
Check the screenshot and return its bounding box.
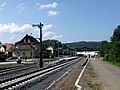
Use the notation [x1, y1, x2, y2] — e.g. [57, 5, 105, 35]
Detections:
[57, 42, 59, 57]
[32, 22, 43, 68]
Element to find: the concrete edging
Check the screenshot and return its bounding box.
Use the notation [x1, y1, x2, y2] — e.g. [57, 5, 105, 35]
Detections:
[75, 59, 89, 90]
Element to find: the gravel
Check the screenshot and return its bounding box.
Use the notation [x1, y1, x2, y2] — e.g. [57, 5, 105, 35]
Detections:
[47, 58, 87, 90]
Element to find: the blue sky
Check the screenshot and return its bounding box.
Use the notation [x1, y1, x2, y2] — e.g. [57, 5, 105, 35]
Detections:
[0, 0, 120, 43]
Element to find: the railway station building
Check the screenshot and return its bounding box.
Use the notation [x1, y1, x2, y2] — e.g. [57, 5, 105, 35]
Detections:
[12, 34, 40, 59]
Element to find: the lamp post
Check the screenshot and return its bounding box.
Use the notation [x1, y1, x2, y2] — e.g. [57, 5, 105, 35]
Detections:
[57, 42, 59, 57]
[32, 22, 43, 68]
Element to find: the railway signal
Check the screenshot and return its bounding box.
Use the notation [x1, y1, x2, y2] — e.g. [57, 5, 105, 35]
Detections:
[32, 22, 43, 68]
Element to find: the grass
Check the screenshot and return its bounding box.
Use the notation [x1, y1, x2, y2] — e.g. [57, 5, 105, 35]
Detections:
[87, 65, 101, 90]
[88, 82, 101, 90]
[100, 57, 120, 67]
[88, 65, 97, 78]
[109, 61, 120, 67]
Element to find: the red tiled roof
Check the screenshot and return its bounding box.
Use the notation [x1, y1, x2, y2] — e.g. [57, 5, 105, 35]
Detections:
[0, 44, 2, 47]
[0, 44, 13, 51]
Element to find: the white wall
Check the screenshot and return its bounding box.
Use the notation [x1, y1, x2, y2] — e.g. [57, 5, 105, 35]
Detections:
[0, 46, 5, 52]
[77, 51, 99, 57]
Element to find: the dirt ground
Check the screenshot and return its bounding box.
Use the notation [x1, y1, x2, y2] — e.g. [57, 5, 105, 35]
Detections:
[89, 58, 120, 90]
[80, 58, 120, 90]
[47, 58, 87, 90]
[80, 58, 102, 90]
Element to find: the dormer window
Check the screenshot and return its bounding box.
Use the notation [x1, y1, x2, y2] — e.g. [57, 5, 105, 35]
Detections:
[28, 39, 30, 42]
[24, 39, 26, 42]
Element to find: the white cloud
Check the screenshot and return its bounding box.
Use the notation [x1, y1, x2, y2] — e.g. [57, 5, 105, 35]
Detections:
[0, 3, 6, 11]
[35, 2, 59, 16]
[33, 24, 63, 40]
[47, 10, 59, 16]
[39, 2, 58, 9]
[51, 35, 63, 40]
[0, 39, 3, 43]
[36, 24, 55, 38]
[0, 23, 32, 34]
[0, 23, 63, 43]
[17, 3, 28, 12]
[36, 3, 40, 6]
[8, 36, 16, 42]
[33, 24, 55, 38]
[43, 31, 55, 38]
[34, 24, 53, 31]
[43, 24, 53, 31]
[42, 24, 63, 40]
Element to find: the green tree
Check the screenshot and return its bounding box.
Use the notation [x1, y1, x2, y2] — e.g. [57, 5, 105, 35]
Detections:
[99, 41, 110, 57]
[42, 39, 64, 57]
[109, 25, 120, 63]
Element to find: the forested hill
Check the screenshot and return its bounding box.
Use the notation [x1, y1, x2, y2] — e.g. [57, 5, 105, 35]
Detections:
[65, 41, 100, 51]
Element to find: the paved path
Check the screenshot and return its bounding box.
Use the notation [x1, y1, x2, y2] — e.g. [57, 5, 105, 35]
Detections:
[90, 58, 120, 90]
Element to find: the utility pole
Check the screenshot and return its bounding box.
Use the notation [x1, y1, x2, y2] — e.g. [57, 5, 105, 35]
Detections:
[32, 22, 43, 68]
[57, 42, 59, 57]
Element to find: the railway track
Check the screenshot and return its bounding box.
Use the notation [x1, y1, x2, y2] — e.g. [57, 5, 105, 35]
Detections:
[0, 57, 79, 90]
[0, 62, 38, 75]
[0, 63, 39, 81]
[0, 57, 66, 76]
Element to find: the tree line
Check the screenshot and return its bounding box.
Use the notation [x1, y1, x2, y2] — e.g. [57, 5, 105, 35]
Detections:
[65, 41, 100, 51]
[99, 25, 120, 63]
[42, 39, 73, 57]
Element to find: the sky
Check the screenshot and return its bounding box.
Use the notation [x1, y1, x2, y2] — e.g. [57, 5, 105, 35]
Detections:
[0, 0, 120, 43]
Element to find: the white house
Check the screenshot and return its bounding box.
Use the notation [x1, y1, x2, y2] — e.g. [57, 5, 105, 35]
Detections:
[0, 46, 5, 52]
[46, 46, 54, 54]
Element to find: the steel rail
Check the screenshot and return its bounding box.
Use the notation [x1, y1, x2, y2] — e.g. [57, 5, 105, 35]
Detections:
[0, 57, 79, 90]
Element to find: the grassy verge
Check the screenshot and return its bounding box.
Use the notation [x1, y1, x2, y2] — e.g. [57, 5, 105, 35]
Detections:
[109, 61, 120, 67]
[88, 81, 101, 90]
[88, 65, 97, 78]
[87, 65, 101, 90]
[100, 57, 120, 67]
[79, 59, 102, 90]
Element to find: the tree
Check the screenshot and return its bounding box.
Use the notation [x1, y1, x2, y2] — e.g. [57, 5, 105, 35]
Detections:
[99, 41, 110, 57]
[42, 39, 63, 57]
[109, 25, 120, 63]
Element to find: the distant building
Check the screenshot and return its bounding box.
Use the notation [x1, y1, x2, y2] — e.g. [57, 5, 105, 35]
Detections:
[12, 34, 40, 58]
[0, 43, 13, 57]
[77, 51, 99, 58]
[46, 46, 54, 58]
[46, 46, 54, 54]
